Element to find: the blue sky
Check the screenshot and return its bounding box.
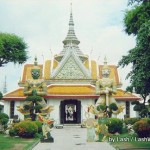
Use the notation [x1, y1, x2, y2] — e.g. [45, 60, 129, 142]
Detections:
[0, 0, 136, 93]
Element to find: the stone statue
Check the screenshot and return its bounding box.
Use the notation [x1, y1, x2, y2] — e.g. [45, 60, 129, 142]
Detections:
[96, 57, 117, 109]
[87, 57, 124, 142]
[17, 57, 53, 120]
[127, 124, 135, 135]
[24, 57, 47, 96]
[37, 113, 54, 142]
[85, 111, 96, 142]
[85, 106, 110, 142]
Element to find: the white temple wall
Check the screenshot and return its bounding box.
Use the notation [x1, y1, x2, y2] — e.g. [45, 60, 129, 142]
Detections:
[47, 98, 61, 124]
[3, 98, 139, 123]
[46, 98, 96, 124]
[130, 102, 138, 118]
[4, 101, 10, 116]
[81, 99, 95, 121]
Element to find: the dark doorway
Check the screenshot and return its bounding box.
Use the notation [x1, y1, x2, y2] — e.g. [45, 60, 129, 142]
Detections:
[60, 99, 81, 124]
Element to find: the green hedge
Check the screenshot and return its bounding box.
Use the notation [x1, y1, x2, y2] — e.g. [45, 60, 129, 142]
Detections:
[107, 118, 123, 134]
[0, 113, 9, 125]
[14, 121, 38, 138]
[124, 118, 140, 125]
[33, 121, 42, 133]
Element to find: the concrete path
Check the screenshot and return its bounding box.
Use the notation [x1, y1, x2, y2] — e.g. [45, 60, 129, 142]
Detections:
[32, 126, 116, 150]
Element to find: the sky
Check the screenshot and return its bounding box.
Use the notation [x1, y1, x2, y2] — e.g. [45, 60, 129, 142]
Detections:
[0, 0, 136, 93]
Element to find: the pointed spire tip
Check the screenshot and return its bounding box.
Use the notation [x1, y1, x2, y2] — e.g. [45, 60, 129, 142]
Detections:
[104, 56, 107, 65]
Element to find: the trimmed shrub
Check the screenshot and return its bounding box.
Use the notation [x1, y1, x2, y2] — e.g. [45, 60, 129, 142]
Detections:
[131, 101, 139, 105]
[124, 118, 140, 125]
[25, 96, 42, 102]
[0, 113, 9, 119]
[14, 121, 38, 138]
[122, 124, 128, 134]
[34, 132, 42, 138]
[24, 105, 30, 110]
[133, 119, 150, 138]
[9, 129, 17, 136]
[97, 104, 107, 111]
[34, 105, 42, 111]
[109, 103, 118, 111]
[0, 113, 9, 125]
[0, 105, 3, 112]
[33, 121, 42, 133]
[107, 118, 123, 134]
[0, 92, 3, 99]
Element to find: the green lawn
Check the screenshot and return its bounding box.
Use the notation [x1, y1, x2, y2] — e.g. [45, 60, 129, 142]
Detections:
[0, 134, 39, 150]
[108, 134, 150, 149]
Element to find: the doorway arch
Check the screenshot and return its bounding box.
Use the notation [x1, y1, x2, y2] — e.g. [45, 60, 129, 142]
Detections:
[60, 99, 81, 124]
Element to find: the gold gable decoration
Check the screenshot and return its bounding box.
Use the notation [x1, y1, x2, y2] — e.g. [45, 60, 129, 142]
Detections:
[21, 64, 43, 83]
[44, 60, 51, 80]
[84, 59, 89, 69]
[91, 60, 97, 79]
[53, 59, 59, 69]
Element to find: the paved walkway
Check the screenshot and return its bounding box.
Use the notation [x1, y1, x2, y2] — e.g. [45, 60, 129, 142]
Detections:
[32, 126, 116, 150]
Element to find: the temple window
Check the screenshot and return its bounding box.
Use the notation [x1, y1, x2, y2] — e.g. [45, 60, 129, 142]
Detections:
[10, 101, 15, 118]
[95, 99, 98, 104]
[126, 101, 130, 117]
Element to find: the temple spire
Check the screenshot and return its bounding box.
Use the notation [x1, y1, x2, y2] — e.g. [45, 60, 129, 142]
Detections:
[55, 2, 88, 62]
[63, 2, 80, 45]
[3, 76, 7, 94]
[69, 2, 74, 26]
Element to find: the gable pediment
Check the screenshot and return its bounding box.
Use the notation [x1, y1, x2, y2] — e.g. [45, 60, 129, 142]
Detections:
[51, 50, 91, 79]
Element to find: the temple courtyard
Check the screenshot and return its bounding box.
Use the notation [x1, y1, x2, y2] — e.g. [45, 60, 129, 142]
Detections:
[32, 126, 115, 150]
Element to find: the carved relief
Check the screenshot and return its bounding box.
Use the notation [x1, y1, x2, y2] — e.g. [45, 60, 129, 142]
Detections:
[55, 57, 86, 79]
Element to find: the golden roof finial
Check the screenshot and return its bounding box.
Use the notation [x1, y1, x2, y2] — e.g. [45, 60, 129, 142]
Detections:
[102, 56, 110, 71]
[32, 56, 40, 70]
[104, 55, 107, 65]
[34, 56, 38, 66]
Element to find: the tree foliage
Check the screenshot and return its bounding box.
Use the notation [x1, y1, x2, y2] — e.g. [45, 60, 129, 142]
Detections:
[119, 20, 150, 99]
[0, 92, 2, 100]
[124, 1, 150, 35]
[128, 0, 149, 6]
[0, 33, 28, 67]
[118, 1, 150, 117]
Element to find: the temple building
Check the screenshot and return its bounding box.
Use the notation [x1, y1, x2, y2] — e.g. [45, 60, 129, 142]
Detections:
[3, 6, 140, 124]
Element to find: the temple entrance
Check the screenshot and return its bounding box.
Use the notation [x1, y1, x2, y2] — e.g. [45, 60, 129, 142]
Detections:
[60, 99, 81, 124]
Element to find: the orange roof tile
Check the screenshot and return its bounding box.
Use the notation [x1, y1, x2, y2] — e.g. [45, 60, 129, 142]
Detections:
[113, 89, 141, 100]
[47, 85, 95, 95]
[3, 85, 140, 101]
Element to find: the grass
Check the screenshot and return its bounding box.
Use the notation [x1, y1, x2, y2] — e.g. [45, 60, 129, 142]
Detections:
[0, 134, 39, 150]
[108, 133, 150, 149]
